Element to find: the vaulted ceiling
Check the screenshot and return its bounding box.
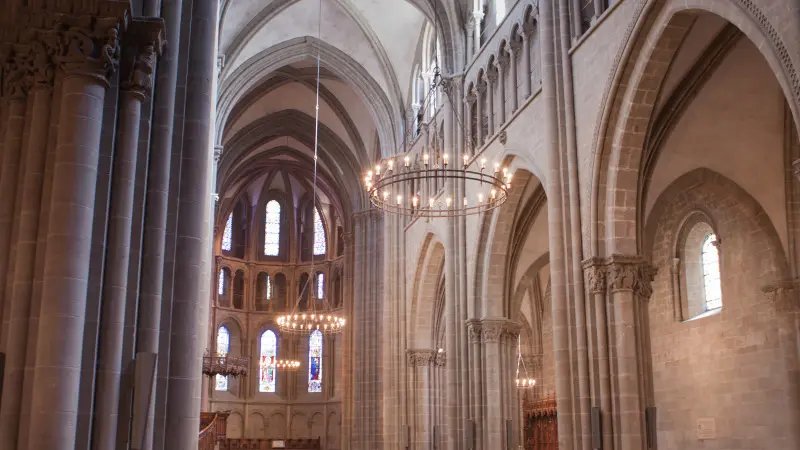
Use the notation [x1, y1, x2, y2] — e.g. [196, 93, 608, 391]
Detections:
[216, 0, 464, 215]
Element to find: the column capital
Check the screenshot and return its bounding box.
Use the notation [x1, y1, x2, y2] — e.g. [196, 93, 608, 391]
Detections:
[479, 318, 519, 343]
[494, 53, 510, 73]
[119, 17, 165, 98]
[792, 158, 800, 182]
[471, 10, 485, 23]
[406, 349, 437, 367]
[434, 350, 446, 367]
[509, 37, 523, 54]
[466, 318, 482, 343]
[605, 254, 657, 299]
[53, 13, 128, 85]
[1, 43, 33, 99]
[582, 257, 607, 294]
[761, 279, 800, 312]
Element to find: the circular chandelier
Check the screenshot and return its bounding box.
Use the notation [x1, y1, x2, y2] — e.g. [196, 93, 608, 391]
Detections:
[276, 312, 346, 334]
[363, 153, 511, 217]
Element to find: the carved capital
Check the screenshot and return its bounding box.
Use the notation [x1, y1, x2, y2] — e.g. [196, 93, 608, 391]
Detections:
[498, 130, 508, 145]
[54, 13, 129, 84]
[509, 38, 523, 54]
[486, 67, 498, 83]
[435, 350, 446, 367]
[119, 18, 165, 97]
[466, 319, 482, 344]
[495, 54, 510, 73]
[606, 255, 657, 299]
[762, 279, 800, 312]
[480, 319, 506, 343]
[582, 257, 607, 294]
[406, 349, 437, 367]
[1, 43, 33, 99]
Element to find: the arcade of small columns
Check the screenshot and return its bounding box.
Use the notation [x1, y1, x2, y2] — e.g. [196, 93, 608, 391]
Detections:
[0, 0, 219, 449]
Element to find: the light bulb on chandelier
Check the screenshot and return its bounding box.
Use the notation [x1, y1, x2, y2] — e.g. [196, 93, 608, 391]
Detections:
[515, 335, 536, 390]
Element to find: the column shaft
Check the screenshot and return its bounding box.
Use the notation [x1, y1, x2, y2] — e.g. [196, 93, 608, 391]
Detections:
[521, 34, 532, 99]
[0, 98, 27, 336]
[165, 0, 218, 438]
[92, 88, 145, 449]
[0, 86, 51, 449]
[28, 72, 109, 450]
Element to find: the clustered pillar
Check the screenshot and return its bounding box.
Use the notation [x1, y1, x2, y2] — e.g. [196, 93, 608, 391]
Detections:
[0, 1, 219, 449]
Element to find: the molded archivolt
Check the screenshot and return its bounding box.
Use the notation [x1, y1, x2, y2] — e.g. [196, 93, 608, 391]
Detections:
[410, 234, 446, 348]
[217, 37, 401, 157]
[589, 0, 800, 258]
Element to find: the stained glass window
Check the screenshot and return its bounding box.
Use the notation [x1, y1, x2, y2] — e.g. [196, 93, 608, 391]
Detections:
[218, 269, 225, 296]
[266, 275, 272, 301]
[308, 330, 323, 393]
[215, 326, 230, 391]
[316, 273, 324, 300]
[265, 200, 281, 256]
[259, 330, 277, 393]
[701, 234, 722, 311]
[313, 207, 326, 256]
[222, 213, 232, 251]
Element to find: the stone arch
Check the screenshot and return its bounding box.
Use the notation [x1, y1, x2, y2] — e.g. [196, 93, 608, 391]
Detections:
[326, 411, 341, 449]
[267, 412, 287, 439]
[474, 165, 545, 318]
[248, 412, 267, 438]
[217, 36, 400, 155]
[410, 233, 446, 348]
[290, 412, 307, 438]
[309, 412, 324, 439]
[216, 315, 245, 355]
[591, 0, 800, 258]
[227, 411, 244, 439]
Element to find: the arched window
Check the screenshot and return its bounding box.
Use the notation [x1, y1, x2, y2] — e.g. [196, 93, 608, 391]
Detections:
[222, 213, 233, 251]
[313, 207, 326, 256]
[316, 272, 324, 300]
[308, 330, 323, 393]
[215, 326, 230, 391]
[495, 0, 506, 24]
[701, 234, 722, 311]
[259, 330, 277, 393]
[266, 275, 272, 301]
[264, 200, 281, 256]
[217, 269, 226, 296]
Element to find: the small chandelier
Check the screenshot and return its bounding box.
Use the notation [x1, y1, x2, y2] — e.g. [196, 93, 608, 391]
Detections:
[515, 335, 536, 390]
[363, 153, 511, 217]
[261, 357, 301, 371]
[202, 351, 249, 378]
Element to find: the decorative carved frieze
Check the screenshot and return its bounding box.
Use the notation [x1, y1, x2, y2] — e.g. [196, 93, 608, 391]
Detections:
[119, 17, 165, 97]
[406, 349, 437, 367]
[434, 350, 446, 367]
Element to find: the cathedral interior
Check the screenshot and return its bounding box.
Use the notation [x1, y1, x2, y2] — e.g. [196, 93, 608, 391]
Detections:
[0, 0, 798, 450]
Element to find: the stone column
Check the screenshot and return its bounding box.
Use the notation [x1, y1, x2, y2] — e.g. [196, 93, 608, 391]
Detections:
[407, 349, 436, 450]
[92, 21, 163, 450]
[583, 259, 613, 450]
[466, 320, 482, 450]
[494, 55, 508, 127]
[606, 256, 655, 450]
[480, 319, 504, 449]
[486, 69, 496, 137]
[475, 83, 485, 147]
[472, 10, 484, 54]
[0, 38, 53, 450]
[464, 92, 476, 154]
[466, 17, 476, 60]
[507, 41, 519, 113]
[519, 28, 532, 99]
[164, 0, 219, 444]
[0, 46, 31, 332]
[27, 16, 125, 450]
[136, 0, 185, 446]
